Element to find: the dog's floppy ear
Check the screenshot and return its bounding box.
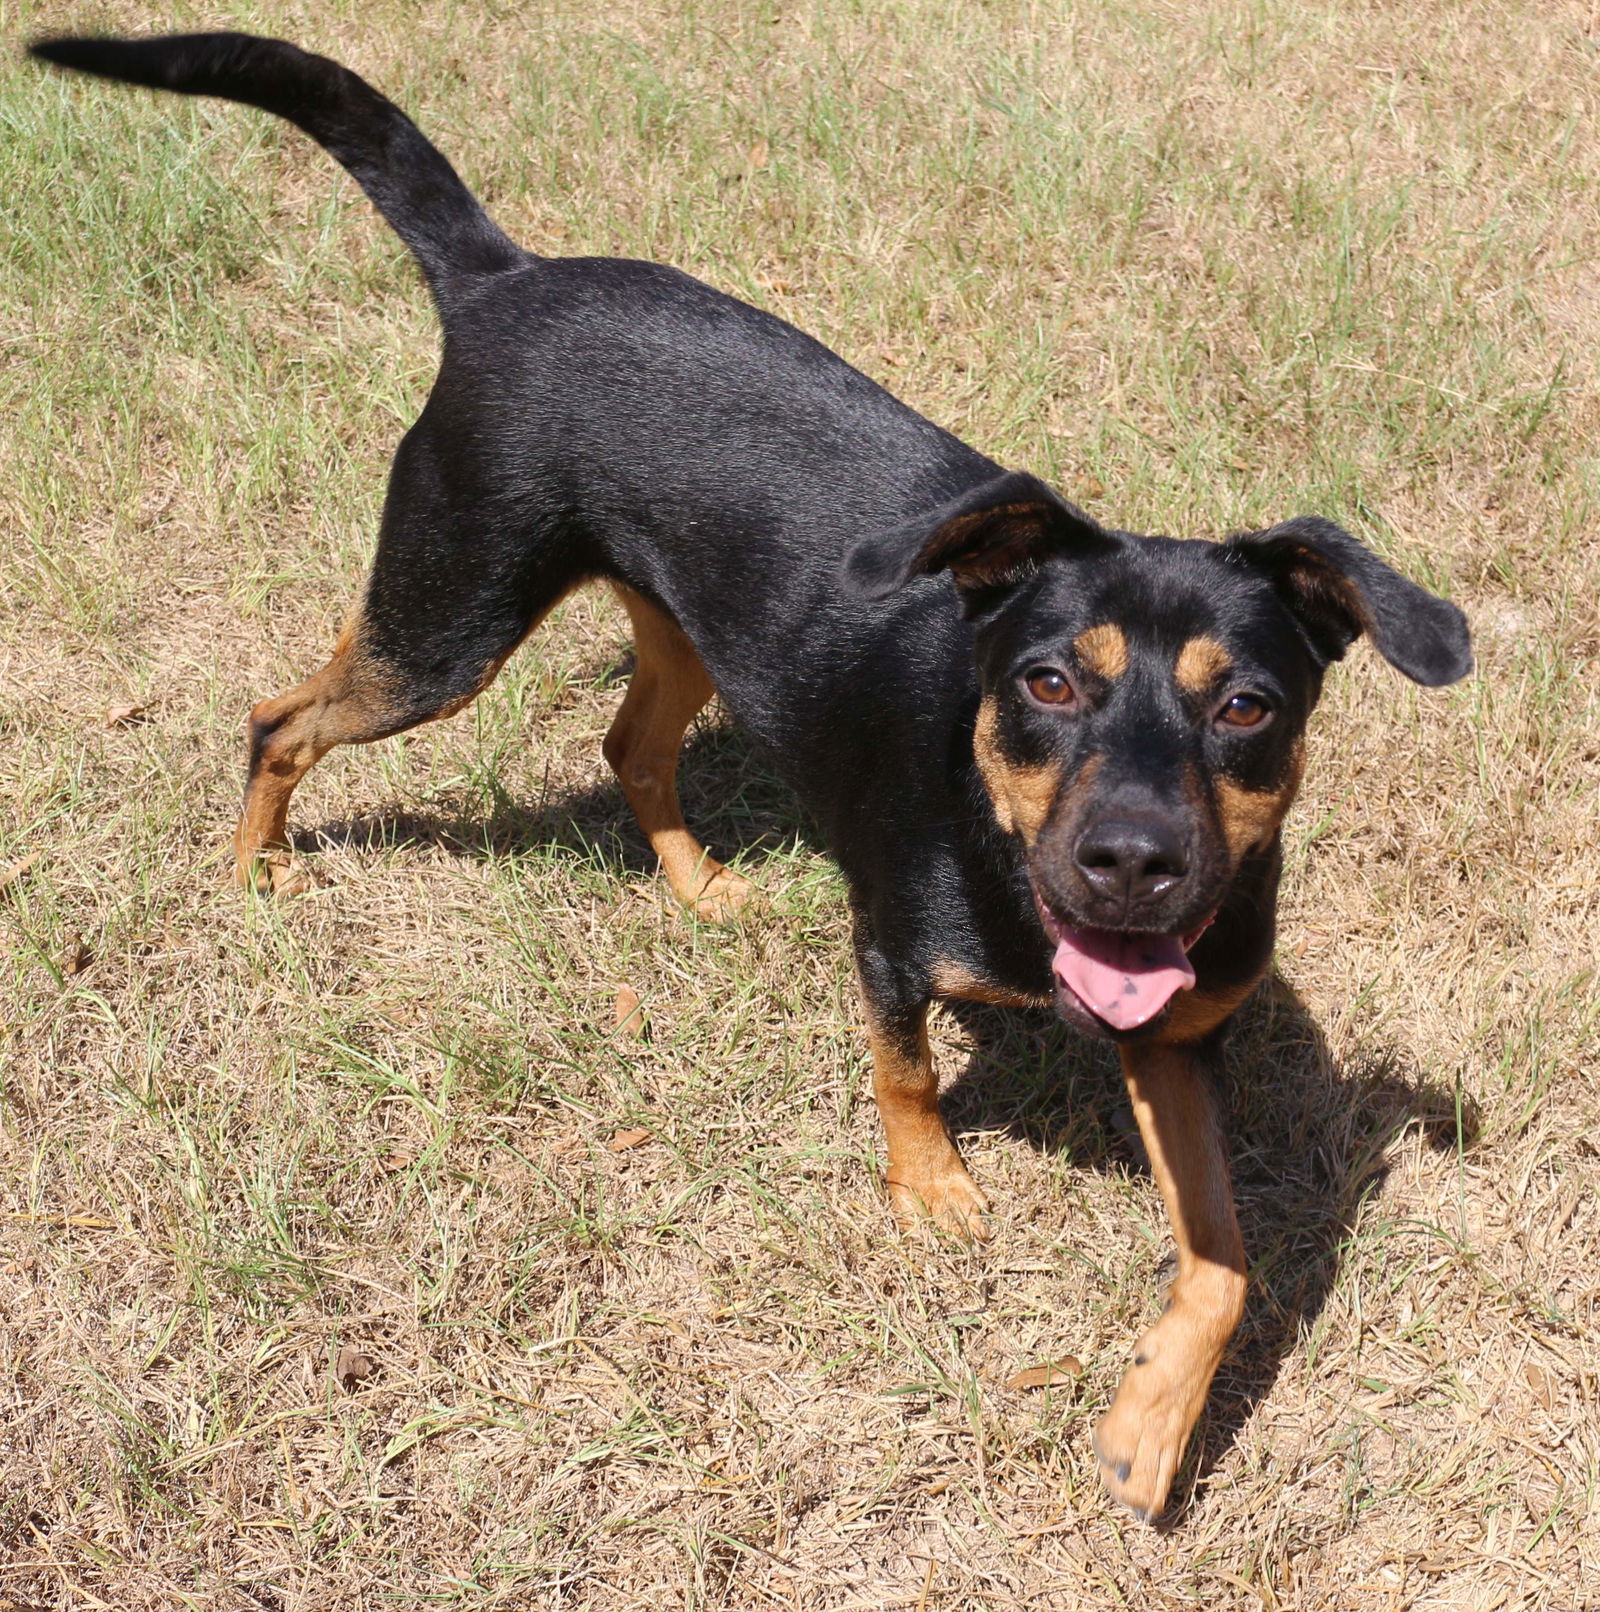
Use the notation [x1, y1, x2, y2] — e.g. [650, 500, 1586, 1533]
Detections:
[843, 471, 1107, 605]
[1228, 516, 1472, 686]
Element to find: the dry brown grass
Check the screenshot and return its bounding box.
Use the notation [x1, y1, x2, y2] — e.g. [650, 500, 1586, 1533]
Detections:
[3, 0, 1598, 1606]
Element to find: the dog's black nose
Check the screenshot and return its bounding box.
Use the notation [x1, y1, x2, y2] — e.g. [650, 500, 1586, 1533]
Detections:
[1074, 815, 1189, 904]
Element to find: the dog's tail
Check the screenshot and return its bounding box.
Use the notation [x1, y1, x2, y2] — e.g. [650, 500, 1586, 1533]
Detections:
[29, 32, 525, 298]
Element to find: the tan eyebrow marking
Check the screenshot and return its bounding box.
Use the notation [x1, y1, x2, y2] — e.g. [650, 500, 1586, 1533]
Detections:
[1073, 623, 1128, 681]
[1175, 636, 1232, 693]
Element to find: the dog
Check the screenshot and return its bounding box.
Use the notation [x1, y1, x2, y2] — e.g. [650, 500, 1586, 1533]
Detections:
[31, 32, 1471, 1521]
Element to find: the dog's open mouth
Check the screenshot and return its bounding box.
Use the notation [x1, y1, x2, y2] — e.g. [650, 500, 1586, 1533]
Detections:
[1035, 898, 1214, 1031]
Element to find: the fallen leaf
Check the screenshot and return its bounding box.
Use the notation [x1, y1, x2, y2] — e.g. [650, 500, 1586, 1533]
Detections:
[613, 985, 646, 1039]
[0, 852, 42, 899]
[607, 1127, 652, 1152]
[334, 1344, 374, 1391]
[1525, 1361, 1557, 1410]
[106, 703, 148, 729]
[1005, 1358, 1083, 1391]
[746, 136, 770, 170]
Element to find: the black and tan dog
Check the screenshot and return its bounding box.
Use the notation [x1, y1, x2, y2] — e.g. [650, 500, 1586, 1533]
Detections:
[32, 33, 1471, 1519]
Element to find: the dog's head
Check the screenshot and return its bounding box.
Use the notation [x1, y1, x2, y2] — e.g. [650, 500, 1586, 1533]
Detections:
[844, 471, 1472, 1040]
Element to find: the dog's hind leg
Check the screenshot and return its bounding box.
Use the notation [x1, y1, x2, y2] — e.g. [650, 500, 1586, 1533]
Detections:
[235, 425, 584, 892]
[235, 616, 408, 892]
[235, 593, 567, 892]
[603, 585, 751, 921]
[234, 603, 542, 892]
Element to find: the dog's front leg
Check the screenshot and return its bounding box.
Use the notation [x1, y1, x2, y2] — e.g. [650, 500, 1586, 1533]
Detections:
[855, 947, 990, 1240]
[1093, 1040, 1245, 1521]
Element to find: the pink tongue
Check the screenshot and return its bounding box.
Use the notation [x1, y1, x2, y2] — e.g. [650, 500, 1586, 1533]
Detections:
[1052, 927, 1196, 1030]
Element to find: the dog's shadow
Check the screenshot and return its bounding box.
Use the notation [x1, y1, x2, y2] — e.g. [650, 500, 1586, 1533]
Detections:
[293, 706, 824, 876]
[940, 985, 1474, 1525]
[298, 717, 1472, 1522]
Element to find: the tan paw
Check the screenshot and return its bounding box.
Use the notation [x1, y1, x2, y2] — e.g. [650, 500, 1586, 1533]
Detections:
[680, 864, 754, 922]
[235, 849, 315, 897]
[1092, 1328, 1211, 1522]
[887, 1164, 992, 1241]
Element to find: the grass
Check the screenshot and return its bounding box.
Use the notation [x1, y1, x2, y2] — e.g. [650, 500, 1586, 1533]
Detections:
[2, 0, 1598, 1606]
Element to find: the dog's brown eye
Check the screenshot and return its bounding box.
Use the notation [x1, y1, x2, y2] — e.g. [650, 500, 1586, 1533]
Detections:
[1024, 667, 1074, 706]
[1218, 694, 1270, 728]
